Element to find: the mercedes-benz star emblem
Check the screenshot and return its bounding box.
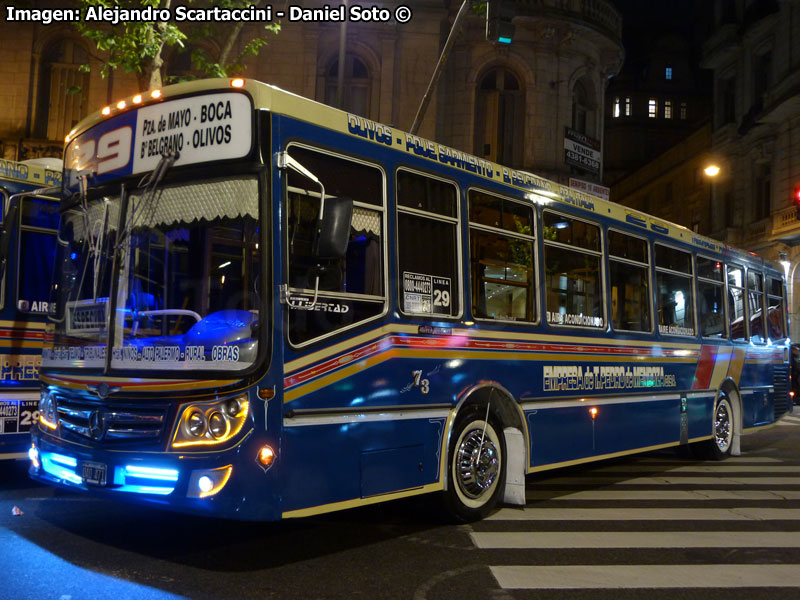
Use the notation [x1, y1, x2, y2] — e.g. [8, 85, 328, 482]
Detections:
[89, 409, 106, 441]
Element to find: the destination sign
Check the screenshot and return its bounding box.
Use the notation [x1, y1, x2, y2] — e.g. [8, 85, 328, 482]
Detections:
[65, 92, 253, 190]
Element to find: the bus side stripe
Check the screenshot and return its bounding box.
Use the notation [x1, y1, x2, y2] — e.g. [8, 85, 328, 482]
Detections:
[726, 347, 747, 385]
[708, 346, 732, 390]
[692, 345, 717, 390]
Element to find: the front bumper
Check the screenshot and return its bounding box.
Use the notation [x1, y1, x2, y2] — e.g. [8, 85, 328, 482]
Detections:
[29, 428, 279, 520]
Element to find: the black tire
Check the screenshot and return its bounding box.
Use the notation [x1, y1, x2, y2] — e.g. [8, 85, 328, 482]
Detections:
[691, 392, 735, 460]
[443, 406, 506, 522]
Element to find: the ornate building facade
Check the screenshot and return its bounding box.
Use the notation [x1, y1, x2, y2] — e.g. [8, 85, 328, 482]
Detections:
[700, 0, 800, 337]
[0, 0, 623, 186]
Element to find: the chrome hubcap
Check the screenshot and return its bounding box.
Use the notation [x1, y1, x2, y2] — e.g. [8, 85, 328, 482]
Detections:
[455, 427, 499, 499]
[714, 400, 732, 452]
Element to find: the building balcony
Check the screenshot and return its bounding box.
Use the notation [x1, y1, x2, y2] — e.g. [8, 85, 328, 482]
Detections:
[517, 0, 622, 41]
[771, 205, 800, 243]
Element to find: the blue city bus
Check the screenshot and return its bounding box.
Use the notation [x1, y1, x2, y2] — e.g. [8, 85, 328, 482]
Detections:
[0, 159, 61, 458]
[29, 79, 791, 521]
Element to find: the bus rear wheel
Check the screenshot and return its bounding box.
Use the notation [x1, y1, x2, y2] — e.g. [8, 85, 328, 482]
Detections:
[443, 407, 506, 522]
[692, 392, 735, 460]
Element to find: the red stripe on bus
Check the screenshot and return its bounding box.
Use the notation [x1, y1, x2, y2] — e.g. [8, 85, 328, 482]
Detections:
[692, 345, 717, 390]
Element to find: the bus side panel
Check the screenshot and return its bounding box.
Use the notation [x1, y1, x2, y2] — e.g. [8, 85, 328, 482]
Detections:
[280, 416, 445, 513]
[527, 398, 679, 467]
[595, 398, 679, 454]
[687, 393, 715, 440]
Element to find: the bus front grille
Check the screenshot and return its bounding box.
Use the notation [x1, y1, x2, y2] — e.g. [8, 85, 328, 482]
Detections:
[55, 398, 167, 443]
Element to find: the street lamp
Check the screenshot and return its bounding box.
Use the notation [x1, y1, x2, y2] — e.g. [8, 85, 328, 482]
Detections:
[703, 163, 722, 233]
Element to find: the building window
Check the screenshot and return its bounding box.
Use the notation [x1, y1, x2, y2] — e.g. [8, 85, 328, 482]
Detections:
[754, 162, 771, 220]
[34, 38, 89, 141]
[572, 79, 595, 134]
[665, 66, 673, 80]
[719, 77, 736, 125]
[648, 98, 658, 118]
[474, 67, 524, 167]
[325, 54, 371, 116]
[664, 100, 673, 119]
[680, 102, 687, 119]
[753, 51, 772, 104]
[624, 97, 632, 116]
[613, 96, 620, 118]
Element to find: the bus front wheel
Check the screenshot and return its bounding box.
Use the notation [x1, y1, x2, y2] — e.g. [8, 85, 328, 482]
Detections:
[693, 392, 735, 460]
[443, 406, 506, 522]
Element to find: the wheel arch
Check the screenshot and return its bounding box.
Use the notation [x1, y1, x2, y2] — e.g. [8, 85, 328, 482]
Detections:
[444, 381, 528, 504]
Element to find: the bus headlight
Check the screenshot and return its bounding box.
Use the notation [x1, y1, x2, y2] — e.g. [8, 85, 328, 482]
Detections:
[171, 395, 249, 448]
[38, 390, 57, 430]
[186, 411, 207, 438]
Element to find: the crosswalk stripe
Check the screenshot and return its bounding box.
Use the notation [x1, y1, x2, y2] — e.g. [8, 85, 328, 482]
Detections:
[527, 489, 800, 500]
[486, 507, 800, 521]
[635, 456, 783, 463]
[471, 531, 800, 549]
[537, 475, 800, 485]
[490, 564, 800, 589]
[589, 464, 800, 473]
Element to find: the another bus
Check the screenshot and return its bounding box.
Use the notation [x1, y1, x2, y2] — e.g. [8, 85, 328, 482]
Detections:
[29, 79, 791, 521]
[0, 159, 61, 458]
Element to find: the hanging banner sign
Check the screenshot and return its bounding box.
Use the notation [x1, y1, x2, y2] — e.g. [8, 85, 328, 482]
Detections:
[564, 127, 601, 175]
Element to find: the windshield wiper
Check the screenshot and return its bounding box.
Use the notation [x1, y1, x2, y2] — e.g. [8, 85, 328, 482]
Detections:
[117, 150, 180, 250]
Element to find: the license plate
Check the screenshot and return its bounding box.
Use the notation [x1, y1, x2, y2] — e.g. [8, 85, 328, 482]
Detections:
[81, 461, 107, 486]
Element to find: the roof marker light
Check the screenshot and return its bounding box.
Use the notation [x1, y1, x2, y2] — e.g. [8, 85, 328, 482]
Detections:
[133, 94, 143, 104]
[101, 106, 111, 116]
[116, 100, 127, 110]
[151, 89, 162, 99]
[231, 78, 245, 88]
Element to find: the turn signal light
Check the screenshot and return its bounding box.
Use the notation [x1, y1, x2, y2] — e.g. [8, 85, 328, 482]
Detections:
[257, 445, 275, 468]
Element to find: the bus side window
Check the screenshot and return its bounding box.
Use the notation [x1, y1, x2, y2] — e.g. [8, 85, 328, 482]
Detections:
[654, 244, 694, 336]
[767, 276, 787, 341]
[697, 257, 725, 339]
[396, 170, 460, 318]
[467, 190, 535, 322]
[17, 197, 59, 315]
[542, 211, 603, 329]
[747, 269, 766, 344]
[608, 230, 650, 332]
[285, 145, 386, 346]
[727, 264, 746, 342]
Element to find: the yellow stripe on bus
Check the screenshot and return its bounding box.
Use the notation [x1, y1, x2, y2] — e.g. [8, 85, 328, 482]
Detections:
[726, 347, 747, 385]
[281, 482, 444, 519]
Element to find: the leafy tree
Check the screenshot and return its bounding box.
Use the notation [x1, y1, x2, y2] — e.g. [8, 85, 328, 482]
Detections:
[76, 0, 280, 90]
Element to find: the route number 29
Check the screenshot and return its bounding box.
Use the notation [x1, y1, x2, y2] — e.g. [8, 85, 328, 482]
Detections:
[20, 410, 40, 428]
[433, 290, 450, 308]
[69, 126, 133, 176]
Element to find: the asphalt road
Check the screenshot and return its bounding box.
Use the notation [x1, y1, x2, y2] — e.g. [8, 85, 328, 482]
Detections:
[2, 416, 800, 600]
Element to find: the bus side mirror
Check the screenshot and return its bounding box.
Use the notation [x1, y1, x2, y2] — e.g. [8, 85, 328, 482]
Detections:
[0, 198, 19, 279]
[313, 196, 353, 259]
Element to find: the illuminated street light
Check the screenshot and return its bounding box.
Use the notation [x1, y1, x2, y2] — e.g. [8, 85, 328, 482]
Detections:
[704, 164, 721, 177]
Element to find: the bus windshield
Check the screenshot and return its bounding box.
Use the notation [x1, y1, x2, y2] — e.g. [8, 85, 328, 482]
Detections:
[43, 175, 261, 373]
